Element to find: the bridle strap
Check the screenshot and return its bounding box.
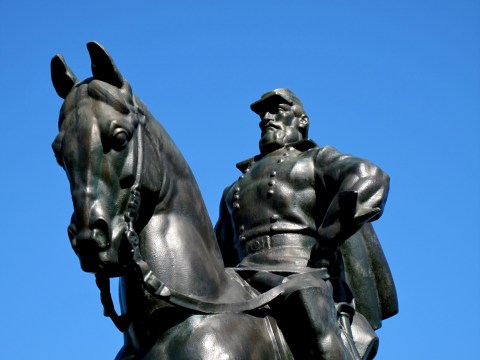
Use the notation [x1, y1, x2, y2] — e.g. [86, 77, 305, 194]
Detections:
[124, 106, 144, 246]
[96, 107, 145, 333]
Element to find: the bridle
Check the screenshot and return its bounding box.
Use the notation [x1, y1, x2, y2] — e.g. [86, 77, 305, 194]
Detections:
[95, 103, 174, 332]
[95, 103, 146, 332]
[95, 103, 330, 333]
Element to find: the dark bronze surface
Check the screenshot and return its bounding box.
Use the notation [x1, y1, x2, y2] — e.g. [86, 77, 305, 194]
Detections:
[215, 88, 398, 358]
[51, 43, 397, 359]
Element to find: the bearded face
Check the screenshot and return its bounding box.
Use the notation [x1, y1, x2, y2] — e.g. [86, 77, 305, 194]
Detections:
[259, 103, 305, 154]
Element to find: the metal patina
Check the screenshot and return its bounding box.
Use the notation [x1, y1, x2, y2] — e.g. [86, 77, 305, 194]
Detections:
[51, 42, 397, 360]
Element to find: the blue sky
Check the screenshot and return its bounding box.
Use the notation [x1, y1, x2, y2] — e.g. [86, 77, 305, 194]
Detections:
[1, 1, 479, 359]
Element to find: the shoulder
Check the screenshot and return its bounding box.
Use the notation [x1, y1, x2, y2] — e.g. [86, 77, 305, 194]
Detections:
[290, 139, 325, 161]
[290, 141, 348, 166]
[291, 139, 343, 159]
[317, 144, 346, 159]
[314, 145, 360, 167]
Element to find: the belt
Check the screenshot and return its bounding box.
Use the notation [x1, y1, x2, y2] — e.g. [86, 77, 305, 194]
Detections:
[244, 233, 317, 255]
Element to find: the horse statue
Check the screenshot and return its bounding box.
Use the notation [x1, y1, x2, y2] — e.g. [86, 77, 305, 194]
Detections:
[51, 42, 336, 359]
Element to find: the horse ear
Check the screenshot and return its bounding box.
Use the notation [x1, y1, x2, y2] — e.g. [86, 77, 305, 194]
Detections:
[87, 42, 125, 88]
[51, 54, 78, 99]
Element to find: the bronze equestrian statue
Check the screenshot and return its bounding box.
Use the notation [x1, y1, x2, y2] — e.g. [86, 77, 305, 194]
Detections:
[51, 43, 397, 359]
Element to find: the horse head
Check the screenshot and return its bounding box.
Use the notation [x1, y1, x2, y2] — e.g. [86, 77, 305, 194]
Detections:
[51, 42, 162, 277]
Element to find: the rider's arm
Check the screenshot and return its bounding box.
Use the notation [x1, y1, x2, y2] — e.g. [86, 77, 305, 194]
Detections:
[311, 146, 390, 267]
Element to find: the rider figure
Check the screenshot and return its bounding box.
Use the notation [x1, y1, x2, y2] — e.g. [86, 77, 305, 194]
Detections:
[215, 88, 391, 359]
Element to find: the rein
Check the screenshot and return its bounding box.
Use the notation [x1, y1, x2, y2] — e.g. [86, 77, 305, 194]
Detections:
[96, 107, 329, 333]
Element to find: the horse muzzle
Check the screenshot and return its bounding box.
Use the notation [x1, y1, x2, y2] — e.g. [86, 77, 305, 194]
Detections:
[68, 218, 129, 275]
[69, 219, 110, 252]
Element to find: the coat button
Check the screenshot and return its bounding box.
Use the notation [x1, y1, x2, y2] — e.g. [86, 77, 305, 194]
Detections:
[250, 239, 261, 251]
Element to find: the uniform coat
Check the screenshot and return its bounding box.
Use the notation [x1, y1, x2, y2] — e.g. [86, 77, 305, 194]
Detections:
[215, 139, 398, 328]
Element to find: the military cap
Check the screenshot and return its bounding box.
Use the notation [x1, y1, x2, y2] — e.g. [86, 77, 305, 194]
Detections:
[250, 88, 304, 115]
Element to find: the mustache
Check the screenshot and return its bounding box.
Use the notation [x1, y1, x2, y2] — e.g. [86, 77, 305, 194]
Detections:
[260, 122, 282, 135]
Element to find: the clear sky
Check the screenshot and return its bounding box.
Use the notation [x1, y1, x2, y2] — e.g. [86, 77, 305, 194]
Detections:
[1, 1, 479, 359]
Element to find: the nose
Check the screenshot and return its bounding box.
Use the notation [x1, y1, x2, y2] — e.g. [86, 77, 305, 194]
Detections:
[263, 112, 275, 122]
[260, 113, 275, 130]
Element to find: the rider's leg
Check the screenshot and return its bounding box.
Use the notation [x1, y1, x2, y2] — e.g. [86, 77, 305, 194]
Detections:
[277, 283, 355, 360]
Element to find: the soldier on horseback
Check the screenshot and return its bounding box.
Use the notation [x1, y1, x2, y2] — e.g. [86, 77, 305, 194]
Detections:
[215, 88, 398, 360]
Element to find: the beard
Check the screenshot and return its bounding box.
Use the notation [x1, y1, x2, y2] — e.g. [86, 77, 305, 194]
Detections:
[259, 128, 287, 154]
[259, 127, 303, 155]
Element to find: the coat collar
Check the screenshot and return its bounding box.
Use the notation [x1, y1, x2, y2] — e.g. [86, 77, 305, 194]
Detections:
[236, 139, 319, 172]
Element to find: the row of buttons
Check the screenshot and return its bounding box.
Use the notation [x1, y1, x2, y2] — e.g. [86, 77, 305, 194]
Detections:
[233, 146, 296, 241]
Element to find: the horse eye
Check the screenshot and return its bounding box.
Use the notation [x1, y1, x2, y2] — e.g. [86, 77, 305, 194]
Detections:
[111, 129, 129, 150]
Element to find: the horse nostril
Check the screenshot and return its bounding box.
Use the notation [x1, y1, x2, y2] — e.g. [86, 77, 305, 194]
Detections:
[90, 218, 110, 249]
[68, 223, 77, 241]
[91, 217, 108, 232]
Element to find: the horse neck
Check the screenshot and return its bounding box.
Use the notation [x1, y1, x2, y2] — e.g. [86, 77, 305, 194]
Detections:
[135, 109, 228, 299]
